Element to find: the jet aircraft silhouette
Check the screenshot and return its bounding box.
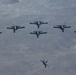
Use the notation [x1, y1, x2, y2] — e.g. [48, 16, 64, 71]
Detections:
[40, 60, 49, 68]
[30, 21, 48, 28]
[7, 25, 25, 33]
[53, 23, 71, 32]
[30, 31, 47, 38]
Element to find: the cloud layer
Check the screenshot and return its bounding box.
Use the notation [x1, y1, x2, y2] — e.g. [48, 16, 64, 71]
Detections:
[0, 0, 76, 75]
[0, 0, 19, 4]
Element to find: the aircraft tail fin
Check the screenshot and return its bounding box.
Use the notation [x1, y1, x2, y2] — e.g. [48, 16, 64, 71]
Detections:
[13, 29, 16, 33]
[62, 28, 64, 32]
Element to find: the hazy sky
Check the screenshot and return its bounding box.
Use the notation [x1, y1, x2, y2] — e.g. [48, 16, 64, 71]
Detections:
[0, 0, 76, 75]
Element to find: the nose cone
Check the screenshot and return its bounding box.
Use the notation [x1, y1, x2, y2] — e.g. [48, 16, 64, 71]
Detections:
[38, 21, 40, 25]
[61, 26, 64, 28]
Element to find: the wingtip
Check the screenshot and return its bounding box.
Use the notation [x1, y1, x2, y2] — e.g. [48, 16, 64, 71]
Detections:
[0, 32, 2, 34]
[47, 22, 48, 24]
[7, 27, 9, 29]
[30, 32, 32, 34]
[74, 31, 76, 33]
[30, 23, 32, 24]
[45, 32, 47, 34]
[22, 27, 25, 28]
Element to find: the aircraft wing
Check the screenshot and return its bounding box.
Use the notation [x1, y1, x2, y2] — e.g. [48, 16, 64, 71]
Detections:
[41, 22, 48, 24]
[17, 26, 25, 29]
[45, 60, 48, 63]
[64, 26, 71, 28]
[53, 25, 60, 28]
[7, 27, 13, 29]
[0, 32, 2, 34]
[30, 32, 36, 34]
[40, 60, 44, 63]
[40, 32, 47, 34]
[74, 31, 76, 33]
[30, 22, 37, 24]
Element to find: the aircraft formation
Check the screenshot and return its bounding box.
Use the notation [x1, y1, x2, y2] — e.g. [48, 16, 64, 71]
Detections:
[0, 21, 76, 39]
[0, 21, 76, 68]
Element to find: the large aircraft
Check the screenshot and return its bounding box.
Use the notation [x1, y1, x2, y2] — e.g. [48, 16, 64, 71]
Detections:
[30, 21, 48, 28]
[30, 31, 47, 38]
[7, 25, 25, 33]
[53, 23, 71, 32]
[40, 60, 49, 68]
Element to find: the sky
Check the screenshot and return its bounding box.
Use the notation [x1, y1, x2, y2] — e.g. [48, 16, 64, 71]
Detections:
[0, 0, 76, 75]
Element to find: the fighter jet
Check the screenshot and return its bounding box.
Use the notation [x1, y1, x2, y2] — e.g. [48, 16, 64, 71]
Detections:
[40, 60, 49, 68]
[53, 23, 71, 32]
[30, 31, 47, 38]
[30, 21, 48, 28]
[7, 25, 25, 33]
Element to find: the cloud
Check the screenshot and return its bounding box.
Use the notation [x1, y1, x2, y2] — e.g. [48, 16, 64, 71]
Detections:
[0, 0, 19, 4]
